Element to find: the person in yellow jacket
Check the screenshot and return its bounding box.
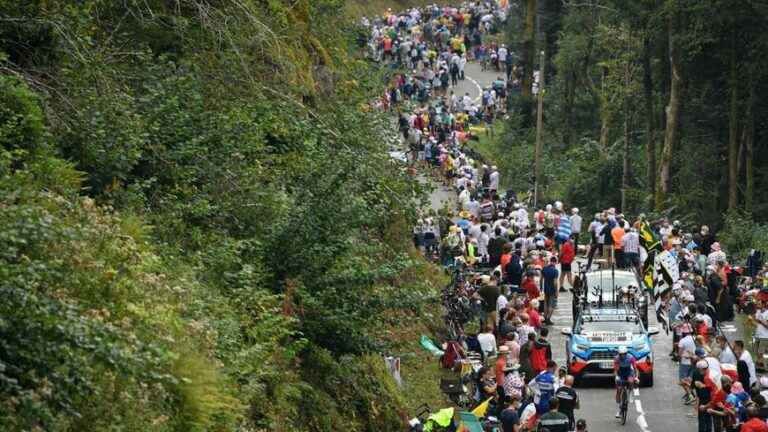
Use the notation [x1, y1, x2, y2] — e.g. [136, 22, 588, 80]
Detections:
[451, 35, 463, 52]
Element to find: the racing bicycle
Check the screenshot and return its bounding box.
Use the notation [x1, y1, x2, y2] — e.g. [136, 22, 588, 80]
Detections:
[617, 380, 630, 425]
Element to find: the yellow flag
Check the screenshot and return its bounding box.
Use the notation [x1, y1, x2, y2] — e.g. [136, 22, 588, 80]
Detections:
[471, 397, 492, 417]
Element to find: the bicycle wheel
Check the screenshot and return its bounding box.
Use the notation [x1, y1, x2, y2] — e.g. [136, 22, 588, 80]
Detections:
[620, 387, 628, 425]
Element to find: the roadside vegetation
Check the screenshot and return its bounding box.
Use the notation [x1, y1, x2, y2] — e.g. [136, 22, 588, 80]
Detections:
[0, 1, 448, 430]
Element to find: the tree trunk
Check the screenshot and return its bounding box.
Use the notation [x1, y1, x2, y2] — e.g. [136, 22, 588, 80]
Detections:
[563, 71, 576, 147]
[656, 11, 682, 209]
[534, 49, 546, 207]
[727, 32, 739, 210]
[598, 66, 610, 156]
[744, 72, 756, 212]
[599, 110, 611, 155]
[622, 107, 631, 212]
[520, 0, 537, 127]
[543, 0, 563, 78]
[642, 35, 656, 202]
[622, 31, 632, 213]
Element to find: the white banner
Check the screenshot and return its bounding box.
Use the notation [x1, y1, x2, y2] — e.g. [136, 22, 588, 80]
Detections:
[655, 250, 679, 284]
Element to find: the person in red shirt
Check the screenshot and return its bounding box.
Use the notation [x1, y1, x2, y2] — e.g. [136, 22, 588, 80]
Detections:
[757, 289, 768, 304]
[496, 345, 510, 389]
[741, 406, 768, 432]
[527, 299, 542, 329]
[522, 271, 540, 304]
[382, 36, 393, 61]
[559, 238, 576, 290]
[500, 244, 513, 277]
[529, 328, 552, 375]
[707, 378, 734, 432]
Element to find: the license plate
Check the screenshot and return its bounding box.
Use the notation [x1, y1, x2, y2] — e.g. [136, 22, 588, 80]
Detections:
[597, 361, 613, 369]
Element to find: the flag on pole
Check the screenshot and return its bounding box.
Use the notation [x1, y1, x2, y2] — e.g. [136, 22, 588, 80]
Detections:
[654, 289, 669, 334]
[655, 250, 680, 287]
[652, 250, 680, 335]
[638, 221, 662, 252]
[471, 397, 493, 417]
[638, 221, 662, 293]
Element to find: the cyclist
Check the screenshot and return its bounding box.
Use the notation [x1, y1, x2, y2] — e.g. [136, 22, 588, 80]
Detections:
[613, 346, 638, 418]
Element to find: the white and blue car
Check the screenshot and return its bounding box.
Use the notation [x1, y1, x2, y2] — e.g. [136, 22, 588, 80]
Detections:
[561, 308, 660, 386]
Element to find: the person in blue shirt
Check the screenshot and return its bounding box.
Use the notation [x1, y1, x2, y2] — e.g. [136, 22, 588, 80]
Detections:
[613, 346, 638, 418]
[457, 211, 471, 235]
[499, 394, 522, 432]
[531, 360, 557, 414]
[541, 257, 559, 325]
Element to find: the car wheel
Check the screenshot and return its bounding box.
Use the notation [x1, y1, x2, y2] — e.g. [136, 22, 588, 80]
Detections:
[640, 372, 653, 387]
[570, 370, 582, 387]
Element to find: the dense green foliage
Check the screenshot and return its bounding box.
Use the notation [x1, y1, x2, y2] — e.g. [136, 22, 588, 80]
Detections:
[0, 1, 444, 430]
[498, 0, 768, 230]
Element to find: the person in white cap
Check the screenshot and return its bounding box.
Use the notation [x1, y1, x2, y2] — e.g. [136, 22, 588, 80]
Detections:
[515, 203, 530, 236]
[489, 165, 500, 194]
[570, 208, 582, 250]
[707, 242, 726, 267]
[691, 359, 713, 430]
[678, 323, 697, 405]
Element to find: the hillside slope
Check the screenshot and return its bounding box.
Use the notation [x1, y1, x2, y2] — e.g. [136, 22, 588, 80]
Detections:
[0, 1, 444, 430]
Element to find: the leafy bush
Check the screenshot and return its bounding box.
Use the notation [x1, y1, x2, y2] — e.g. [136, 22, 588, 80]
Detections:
[0, 75, 45, 153]
[719, 211, 768, 262]
[0, 1, 442, 430]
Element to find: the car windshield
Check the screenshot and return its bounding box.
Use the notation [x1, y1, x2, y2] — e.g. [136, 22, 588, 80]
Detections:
[587, 272, 637, 290]
[585, 272, 642, 302]
[578, 321, 642, 335]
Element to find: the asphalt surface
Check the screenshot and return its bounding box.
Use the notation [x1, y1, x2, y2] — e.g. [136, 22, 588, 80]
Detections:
[419, 63, 750, 432]
[548, 273, 688, 432]
[455, 64, 694, 432]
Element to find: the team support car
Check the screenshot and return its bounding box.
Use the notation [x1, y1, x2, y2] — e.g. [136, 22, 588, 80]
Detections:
[572, 268, 650, 327]
[561, 308, 660, 387]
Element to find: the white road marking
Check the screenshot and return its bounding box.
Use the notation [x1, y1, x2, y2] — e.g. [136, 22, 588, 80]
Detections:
[634, 391, 652, 432]
[466, 75, 483, 103]
[637, 413, 651, 432]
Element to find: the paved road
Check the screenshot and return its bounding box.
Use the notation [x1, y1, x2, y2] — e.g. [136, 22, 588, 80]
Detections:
[419, 63, 752, 431]
[453, 64, 702, 432]
[549, 274, 745, 432]
[547, 274, 688, 432]
[451, 62, 504, 104]
[420, 174, 455, 213]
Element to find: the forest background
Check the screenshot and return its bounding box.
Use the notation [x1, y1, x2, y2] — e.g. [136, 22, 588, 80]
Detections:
[1, 1, 767, 431]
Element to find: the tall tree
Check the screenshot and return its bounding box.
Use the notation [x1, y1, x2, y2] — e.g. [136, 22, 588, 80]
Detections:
[656, 4, 682, 209]
[642, 35, 656, 201]
[727, 30, 739, 210]
[743, 69, 756, 212]
[621, 28, 634, 212]
[520, 0, 537, 126]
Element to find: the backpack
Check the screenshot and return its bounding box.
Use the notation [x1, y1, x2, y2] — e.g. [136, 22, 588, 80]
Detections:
[480, 202, 494, 222]
[530, 344, 547, 373]
[505, 256, 523, 285]
[440, 341, 464, 369]
[465, 335, 482, 354]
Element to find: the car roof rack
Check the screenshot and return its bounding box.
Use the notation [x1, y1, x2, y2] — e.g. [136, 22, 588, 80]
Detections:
[580, 308, 640, 323]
